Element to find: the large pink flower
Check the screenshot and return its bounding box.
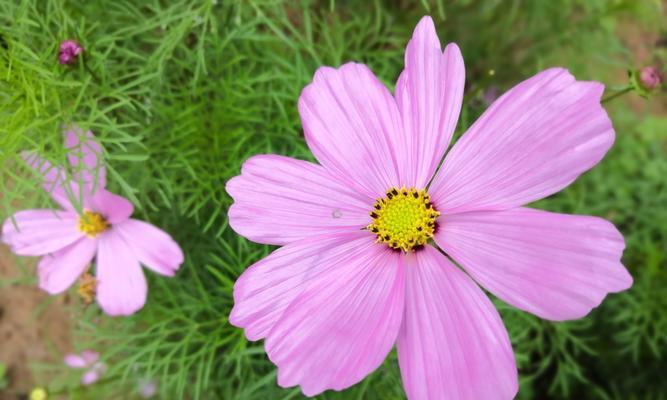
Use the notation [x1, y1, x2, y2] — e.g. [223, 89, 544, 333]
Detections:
[2, 128, 183, 316]
[226, 16, 632, 399]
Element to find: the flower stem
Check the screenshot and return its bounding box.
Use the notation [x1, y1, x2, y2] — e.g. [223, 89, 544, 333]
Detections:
[601, 86, 632, 104]
[82, 58, 101, 84]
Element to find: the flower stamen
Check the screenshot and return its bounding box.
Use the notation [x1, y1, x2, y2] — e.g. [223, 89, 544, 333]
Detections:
[78, 211, 108, 238]
[367, 186, 440, 252]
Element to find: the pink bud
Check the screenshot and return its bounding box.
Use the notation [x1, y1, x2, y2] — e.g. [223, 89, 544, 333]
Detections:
[639, 66, 661, 90]
[58, 40, 83, 65]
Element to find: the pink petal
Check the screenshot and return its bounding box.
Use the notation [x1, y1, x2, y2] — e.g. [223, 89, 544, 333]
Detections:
[65, 127, 106, 191]
[64, 354, 87, 369]
[89, 189, 133, 224]
[398, 245, 518, 400]
[299, 62, 403, 198]
[226, 154, 371, 245]
[96, 231, 147, 316]
[81, 370, 100, 385]
[80, 350, 99, 365]
[81, 361, 106, 384]
[430, 68, 614, 214]
[436, 207, 632, 320]
[230, 231, 374, 341]
[395, 16, 465, 188]
[38, 237, 96, 294]
[22, 153, 79, 211]
[265, 235, 405, 397]
[114, 219, 183, 276]
[2, 210, 83, 256]
[64, 350, 99, 368]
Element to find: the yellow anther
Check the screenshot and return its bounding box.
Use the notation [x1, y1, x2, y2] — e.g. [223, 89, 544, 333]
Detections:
[77, 211, 108, 238]
[367, 186, 440, 252]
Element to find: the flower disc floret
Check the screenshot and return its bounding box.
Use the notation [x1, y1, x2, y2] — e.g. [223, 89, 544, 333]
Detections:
[78, 211, 108, 237]
[367, 186, 440, 252]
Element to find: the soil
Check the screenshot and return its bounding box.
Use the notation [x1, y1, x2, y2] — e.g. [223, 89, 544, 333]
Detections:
[0, 245, 72, 399]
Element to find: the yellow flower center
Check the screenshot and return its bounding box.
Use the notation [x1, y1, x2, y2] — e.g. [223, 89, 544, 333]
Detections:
[367, 186, 440, 252]
[77, 211, 109, 237]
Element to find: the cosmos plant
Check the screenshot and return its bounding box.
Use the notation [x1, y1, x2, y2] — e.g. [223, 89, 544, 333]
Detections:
[226, 16, 632, 399]
[2, 128, 184, 316]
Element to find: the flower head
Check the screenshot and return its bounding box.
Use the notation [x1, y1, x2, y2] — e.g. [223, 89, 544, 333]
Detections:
[1, 127, 184, 316]
[58, 40, 83, 65]
[226, 15, 633, 399]
[64, 350, 106, 385]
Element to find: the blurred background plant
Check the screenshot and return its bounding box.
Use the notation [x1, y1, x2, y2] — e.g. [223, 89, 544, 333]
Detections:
[0, 363, 8, 390]
[0, 0, 665, 399]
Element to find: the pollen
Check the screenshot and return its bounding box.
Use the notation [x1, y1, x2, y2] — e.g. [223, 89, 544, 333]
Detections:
[77, 210, 109, 237]
[367, 186, 440, 252]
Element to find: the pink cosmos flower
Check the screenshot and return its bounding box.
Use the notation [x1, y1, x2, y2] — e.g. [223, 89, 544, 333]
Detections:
[226, 16, 633, 399]
[58, 40, 83, 65]
[2, 128, 184, 316]
[64, 350, 107, 385]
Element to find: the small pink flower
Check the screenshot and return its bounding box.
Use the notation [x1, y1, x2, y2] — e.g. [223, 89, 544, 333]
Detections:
[2, 127, 184, 316]
[137, 378, 158, 398]
[226, 16, 633, 399]
[58, 40, 83, 65]
[639, 66, 661, 90]
[64, 350, 107, 385]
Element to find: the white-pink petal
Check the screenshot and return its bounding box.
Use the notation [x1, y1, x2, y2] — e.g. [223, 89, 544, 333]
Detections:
[2, 210, 83, 256]
[230, 231, 374, 341]
[265, 234, 405, 397]
[38, 237, 97, 294]
[89, 189, 134, 224]
[65, 127, 106, 191]
[226, 154, 371, 246]
[64, 354, 88, 369]
[22, 153, 78, 211]
[398, 245, 518, 400]
[299, 62, 403, 199]
[395, 16, 465, 189]
[81, 366, 105, 385]
[430, 68, 614, 214]
[114, 219, 183, 277]
[81, 370, 100, 385]
[80, 350, 100, 365]
[64, 350, 99, 369]
[96, 231, 147, 316]
[437, 207, 632, 321]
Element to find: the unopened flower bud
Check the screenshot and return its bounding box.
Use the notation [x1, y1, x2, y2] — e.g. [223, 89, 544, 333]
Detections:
[58, 40, 83, 65]
[639, 66, 661, 90]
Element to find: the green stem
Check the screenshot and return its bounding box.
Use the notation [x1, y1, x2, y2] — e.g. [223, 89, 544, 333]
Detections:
[601, 86, 632, 104]
[82, 58, 101, 84]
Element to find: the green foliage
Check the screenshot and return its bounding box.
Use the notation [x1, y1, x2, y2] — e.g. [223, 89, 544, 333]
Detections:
[1, 0, 665, 399]
[0, 363, 7, 390]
